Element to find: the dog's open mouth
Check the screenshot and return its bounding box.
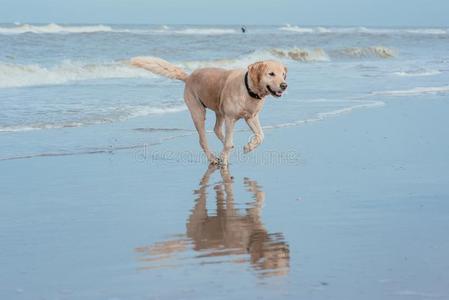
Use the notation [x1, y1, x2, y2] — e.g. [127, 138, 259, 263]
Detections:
[267, 85, 283, 97]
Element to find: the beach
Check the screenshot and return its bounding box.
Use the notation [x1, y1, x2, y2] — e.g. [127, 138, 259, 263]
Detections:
[1, 96, 449, 299]
[1, 24, 449, 299]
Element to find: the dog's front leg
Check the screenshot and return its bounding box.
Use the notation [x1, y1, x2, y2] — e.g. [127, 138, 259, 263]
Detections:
[244, 115, 264, 153]
[220, 117, 236, 166]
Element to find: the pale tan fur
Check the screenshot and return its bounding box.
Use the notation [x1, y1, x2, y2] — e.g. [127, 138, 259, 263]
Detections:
[131, 56, 189, 81]
[131, 57, 288, 166]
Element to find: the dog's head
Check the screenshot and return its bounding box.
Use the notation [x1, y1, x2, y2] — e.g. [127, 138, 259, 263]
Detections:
[248, 60, 288, 98]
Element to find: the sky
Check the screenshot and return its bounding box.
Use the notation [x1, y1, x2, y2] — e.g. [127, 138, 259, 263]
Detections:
[1, 0, 448, 26]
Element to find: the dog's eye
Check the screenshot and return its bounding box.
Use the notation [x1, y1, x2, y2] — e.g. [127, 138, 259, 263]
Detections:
[269, 72, 275, 77]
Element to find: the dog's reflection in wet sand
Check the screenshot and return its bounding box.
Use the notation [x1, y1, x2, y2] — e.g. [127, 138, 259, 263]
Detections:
[135, 165, 290, 277]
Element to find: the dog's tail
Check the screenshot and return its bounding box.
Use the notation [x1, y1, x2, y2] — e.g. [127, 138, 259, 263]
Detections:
[130, 56, 189, 82]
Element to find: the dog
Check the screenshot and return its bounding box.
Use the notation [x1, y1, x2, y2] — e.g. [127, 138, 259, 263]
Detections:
[130, 57, 288, 165]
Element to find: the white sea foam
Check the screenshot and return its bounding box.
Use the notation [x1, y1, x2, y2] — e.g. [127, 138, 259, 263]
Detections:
[338, 46, 396, 58]
[270, 48, 330, 62]
[123, 104, 187, 118]
[0, 61, 156, 88]
[169, 28, 236, 35]
[1, 24, 446, 36]
[279, 25, 316, 33]
[0, 103, 187, 132]
[405, 28, 447, 35]
[179, 51, 278, 70]
[316, 100, 385, 118]
[279, 25, 448, 35]
[393, 69, 441, 77]
[180, 46, 393, 70]
[268, 46, 395, 61]
[147, 26, 239, 35]
[373, 85, 449, 96]
[263, 46, 394, 62]
[0, 23, 237, 35]
[0, 123, 86, 132]
[182, 48, 330, 69]
[0, 44, 397, 89]
[263, 100, 385, 129]
[0, 23, 114, 34]
[279, 25, 339, 34]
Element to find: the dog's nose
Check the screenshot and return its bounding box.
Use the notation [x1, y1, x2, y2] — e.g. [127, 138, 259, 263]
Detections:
[280, 82, 288, 91]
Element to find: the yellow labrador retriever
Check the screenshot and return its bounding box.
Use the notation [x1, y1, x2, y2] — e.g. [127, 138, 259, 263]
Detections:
[131, 57, 288, 165]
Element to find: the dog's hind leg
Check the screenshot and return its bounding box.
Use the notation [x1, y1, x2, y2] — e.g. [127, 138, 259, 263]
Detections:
[220, 117, 236, 166]
[214, 113, 225, 144]
[184, 91, 219, 164]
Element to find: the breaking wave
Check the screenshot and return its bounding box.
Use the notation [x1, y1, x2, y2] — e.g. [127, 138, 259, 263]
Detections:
[180, 46, 394, 70]
[402, 28, 448, 35]
[269, 48, 330, 62]
[279, 25, 448, 35]
[393, 69, 441, 77]
[0, 45, 396, 89]
[151, 27, 237, 35]
[180, 48, 330, 69]
[0, 23, 114, 34]
[0, 60, 155, 88]
[337, 46, 396, 58]
[279, 25, 332, 33]
[0, 23, 237, 35]
[1, 24, 446, 36]
[269, 46, 396, 61]
[372, 85, 449, 96]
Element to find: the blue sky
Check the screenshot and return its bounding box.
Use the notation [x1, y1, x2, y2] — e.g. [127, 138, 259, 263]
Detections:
[1, 0, 448, 26]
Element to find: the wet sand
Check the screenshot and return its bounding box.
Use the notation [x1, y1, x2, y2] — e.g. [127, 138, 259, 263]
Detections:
[1, 98, 449, 299]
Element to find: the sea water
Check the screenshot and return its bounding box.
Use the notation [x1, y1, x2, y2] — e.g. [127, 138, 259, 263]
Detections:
[1, 23, 448, 160]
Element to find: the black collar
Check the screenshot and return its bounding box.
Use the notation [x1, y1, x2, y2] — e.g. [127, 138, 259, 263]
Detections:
[244, 72, 262, 100]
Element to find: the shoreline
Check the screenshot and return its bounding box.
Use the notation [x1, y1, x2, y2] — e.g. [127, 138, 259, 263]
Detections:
[0, 96, 385, 162]
[1, 96, 448, 299]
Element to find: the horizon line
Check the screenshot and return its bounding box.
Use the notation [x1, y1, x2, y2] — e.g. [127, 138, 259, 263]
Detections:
[1, 22, 448, 28]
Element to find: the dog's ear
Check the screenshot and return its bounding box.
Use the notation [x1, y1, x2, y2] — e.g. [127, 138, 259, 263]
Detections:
[283, 66, 288, 79]
[248, 61, 268, 87]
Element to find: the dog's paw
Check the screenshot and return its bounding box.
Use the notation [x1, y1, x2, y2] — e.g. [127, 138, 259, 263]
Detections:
[217, 156, 229, 167]
[209, 160, 219, 165]
[208, 154, 220, 165]
[243, 144, 252, 154]
[220, 163, 230, 171]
